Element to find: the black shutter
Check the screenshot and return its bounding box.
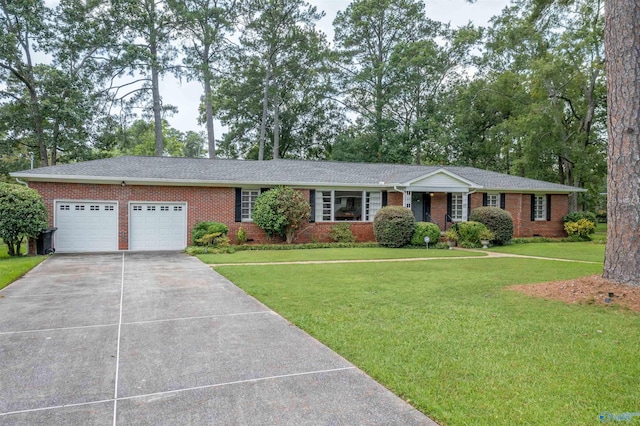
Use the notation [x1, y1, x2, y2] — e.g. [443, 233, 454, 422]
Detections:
[467, 193, 472, 217]
[447, 193, 452, 219]
[482, 193, 488, 206]
[234, 188, 242, 222]
[546, 194, 552, 221]
[500, 193, 506, 210]
[309, 190, 316, 223]
[260, 187, 270, 194]
[530, 194, 536, 221]
[382, 191, 388, 207]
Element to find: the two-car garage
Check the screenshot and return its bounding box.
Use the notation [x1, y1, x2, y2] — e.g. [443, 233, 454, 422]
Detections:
[54, 201, 187, 252]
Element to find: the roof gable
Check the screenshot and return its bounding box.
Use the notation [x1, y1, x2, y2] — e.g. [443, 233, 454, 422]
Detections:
[400, 169, 480, 191]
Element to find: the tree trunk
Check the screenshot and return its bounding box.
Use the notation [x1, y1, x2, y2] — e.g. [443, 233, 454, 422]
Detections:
[150, 26, 163, 157]
[273, 92, 280, 160]
[603, 0, 640, 286]
[258, 66, 271, 161]
[202, 46, 216, 159]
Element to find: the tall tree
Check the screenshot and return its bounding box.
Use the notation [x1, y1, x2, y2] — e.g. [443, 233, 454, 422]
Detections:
[112, 0, 179, 156]
[603, 0, 640, 285]
[333, 0, 429, 162]
[170, 0, 238, 159]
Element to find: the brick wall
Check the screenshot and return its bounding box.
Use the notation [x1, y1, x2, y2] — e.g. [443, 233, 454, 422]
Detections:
[29, 182, 570, 249]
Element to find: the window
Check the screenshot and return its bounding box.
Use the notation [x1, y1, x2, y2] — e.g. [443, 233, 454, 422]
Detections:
[147, 206, 156, 212]
[59, 204, 70, 211]
[105, 205, 114, 211]
[315, 190, 382, 222]
[75, 205, 85, 211]
[450, 193, 464, 221]
[486, 193, 499, 208]
[133, 205, 142, 211]
[174, 206, 182, 212]
[533, 195, 546, 220]
[241, 189, 260, 221]
[90, 205, 99, 211]
[160, 206, 169, 211]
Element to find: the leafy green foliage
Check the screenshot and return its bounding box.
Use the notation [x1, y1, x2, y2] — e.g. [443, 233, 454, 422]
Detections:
[196, 232, 230, 248]
[564, 218, 596, 238]
[191, 221, 228, 245]
[329, 223, 356, 243]
[469, 207, 514, 245]
[235, 226, 247, 245]
[0, 183, 48, 256]
[373, 206, 415, 247]
[411, 222, 441, 246]
[455, 221, 490, 247]
[562, 211, 597, 223]
[252, 187, 310, 244]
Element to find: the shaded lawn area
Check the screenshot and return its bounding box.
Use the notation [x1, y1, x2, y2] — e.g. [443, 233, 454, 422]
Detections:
[197, 246, 484, 264]
[216, 258, 639, 425]
[489, 242, 605, 263]
[0, 242, 46, 290]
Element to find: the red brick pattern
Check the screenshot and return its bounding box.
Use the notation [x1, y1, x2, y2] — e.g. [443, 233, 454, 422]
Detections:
[29, 182, 569, 249]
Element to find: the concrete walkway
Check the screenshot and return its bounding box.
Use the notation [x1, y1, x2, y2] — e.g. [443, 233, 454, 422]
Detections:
[0, 253, 435, 425]
[208, 248, 601, 267]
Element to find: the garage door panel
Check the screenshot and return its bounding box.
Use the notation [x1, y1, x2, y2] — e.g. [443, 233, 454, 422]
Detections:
[55, 202, 118, 252]
[129, 203, 186, 251]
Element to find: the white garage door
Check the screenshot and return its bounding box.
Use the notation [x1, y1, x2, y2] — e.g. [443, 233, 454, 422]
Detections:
[129, 202, 187, 251]
[55, 201, 118, 252]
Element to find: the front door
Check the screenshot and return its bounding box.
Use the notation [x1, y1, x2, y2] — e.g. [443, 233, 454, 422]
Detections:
[411, 192, 431, 222]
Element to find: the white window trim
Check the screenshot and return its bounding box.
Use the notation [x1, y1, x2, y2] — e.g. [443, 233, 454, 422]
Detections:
[534, 195, 547, 221]
[450, 193, 465, 222]
[241, 189, 261, 222]
[315, 190, 382, 223]
[486, 193, 500, 208]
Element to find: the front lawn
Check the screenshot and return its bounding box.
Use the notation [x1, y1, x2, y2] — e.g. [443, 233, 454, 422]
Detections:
[197, 246, 484, 264]
[490, 241, 605, 263]
[215, 256, 639, 425]
[0, 241, 46, 290]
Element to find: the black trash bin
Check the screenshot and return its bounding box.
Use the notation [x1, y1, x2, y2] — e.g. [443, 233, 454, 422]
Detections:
[36, 227, 57, 255]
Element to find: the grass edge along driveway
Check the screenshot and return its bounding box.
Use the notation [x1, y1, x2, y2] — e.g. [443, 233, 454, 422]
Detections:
[211, 248, 638, 425]
[0, 244, 46, 291]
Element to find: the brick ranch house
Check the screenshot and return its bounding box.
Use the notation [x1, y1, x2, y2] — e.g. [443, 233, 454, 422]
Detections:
[11, 156, 584, 252]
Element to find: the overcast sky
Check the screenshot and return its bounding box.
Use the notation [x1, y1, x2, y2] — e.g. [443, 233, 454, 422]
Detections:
[165, 0, 512, 135]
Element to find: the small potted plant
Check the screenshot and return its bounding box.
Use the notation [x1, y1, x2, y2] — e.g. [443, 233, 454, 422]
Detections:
[478, 229, 495, 249]
[444, 229, 459, 249]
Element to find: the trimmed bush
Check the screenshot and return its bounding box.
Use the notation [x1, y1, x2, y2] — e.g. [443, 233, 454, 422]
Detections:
[456, 221, 489, 247]
[329, 223, 356, 243]
[469, 207, 514, 245]
[373, 206, 415, 248]
[411, 222, 441, 246]
[252, 186, 310, 244]
[192, 221, 228, 245]
[0, 183, 48, 256]
[562, 211, 597, 223]
[564, 218, 596, 239]
[235, 226, 247, 245]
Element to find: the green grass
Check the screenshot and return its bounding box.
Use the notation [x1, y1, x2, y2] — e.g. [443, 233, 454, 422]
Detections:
[0, 241, 46, 290]
[489, 242, 605, 263]
[593, 222, 607, 242]
[197, 247, 484, 264]
[215, 256, 639, 425]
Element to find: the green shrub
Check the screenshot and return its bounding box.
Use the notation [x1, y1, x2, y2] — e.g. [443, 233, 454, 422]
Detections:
[235, 227, 247, 245]
[562, 211, 597, 223]
[252, 186, 310, 244]
[196, 232, 231, 248]
[411, 222, 441, 246]
[373, 206, 415, 248]
[564, 218, 596, 238]
[192, 221, 228, 245]
[469, 207, 514, 245]
[329, 223, 356, 243]
[0, 183, 48, 256]
[456, 221, 489, 247]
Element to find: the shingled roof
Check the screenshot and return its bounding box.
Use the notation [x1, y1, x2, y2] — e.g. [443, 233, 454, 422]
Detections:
[11, 156, 582, 193]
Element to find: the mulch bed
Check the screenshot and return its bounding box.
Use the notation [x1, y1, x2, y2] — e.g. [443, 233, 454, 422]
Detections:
[508, 275, 640, 313]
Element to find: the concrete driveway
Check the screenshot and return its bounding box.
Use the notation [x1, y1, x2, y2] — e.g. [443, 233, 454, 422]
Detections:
[0, 253, 435, 425]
